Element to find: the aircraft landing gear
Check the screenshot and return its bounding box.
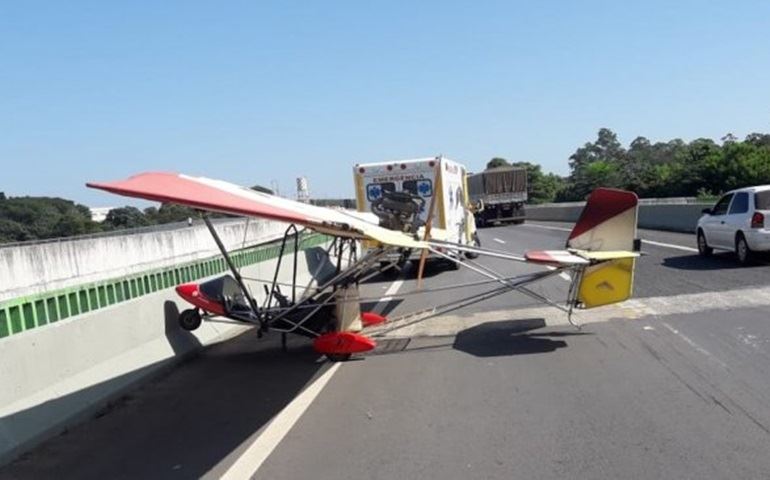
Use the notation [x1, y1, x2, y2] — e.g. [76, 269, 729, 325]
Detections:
[178, 309, 202, 331]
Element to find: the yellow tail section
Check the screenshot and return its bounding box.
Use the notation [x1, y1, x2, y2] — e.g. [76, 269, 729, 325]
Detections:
[577, 257, 635, 308]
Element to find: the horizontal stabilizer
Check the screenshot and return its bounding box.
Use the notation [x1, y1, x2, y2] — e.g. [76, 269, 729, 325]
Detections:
[574, 250, 640, 261]
[525, 250, 590, 266]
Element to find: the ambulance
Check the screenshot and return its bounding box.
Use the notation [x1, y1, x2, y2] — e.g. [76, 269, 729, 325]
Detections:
[352, 156, 479, 267]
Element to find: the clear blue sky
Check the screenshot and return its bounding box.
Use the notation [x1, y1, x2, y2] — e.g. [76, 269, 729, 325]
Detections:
[2, 1, 770, 206]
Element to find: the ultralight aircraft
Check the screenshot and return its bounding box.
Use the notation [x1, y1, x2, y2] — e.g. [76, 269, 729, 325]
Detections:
[88, 172, 640, 361]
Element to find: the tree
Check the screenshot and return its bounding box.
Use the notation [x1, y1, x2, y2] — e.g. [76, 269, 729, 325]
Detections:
[745, 133, 770, 148]
[0, 196, 101, 243]
[103, 206, 150, 229]
[486, 157, 510, 169]
[0, 192, 6, 201]
[153, 203, 199, 224]
[510, 161, 564, 204]
[564, 128, 627, 199]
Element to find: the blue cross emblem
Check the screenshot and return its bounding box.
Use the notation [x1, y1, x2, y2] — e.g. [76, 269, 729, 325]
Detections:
[367, 184, 382, 201]
[417, 180, 432, 196]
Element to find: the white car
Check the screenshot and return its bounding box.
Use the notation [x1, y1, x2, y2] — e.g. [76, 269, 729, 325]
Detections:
[697, 185, 770, 264]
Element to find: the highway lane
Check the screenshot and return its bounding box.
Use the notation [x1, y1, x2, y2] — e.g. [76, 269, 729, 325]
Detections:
[258, 223, 770, 479]
[3, 221, 770, 479]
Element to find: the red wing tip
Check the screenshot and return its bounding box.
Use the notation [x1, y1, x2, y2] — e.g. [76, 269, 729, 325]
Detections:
[524, 251, 559, 265]
[361, 311, 387, 327]
[87, 172, 181, 189]
[313, 332, 377, 355]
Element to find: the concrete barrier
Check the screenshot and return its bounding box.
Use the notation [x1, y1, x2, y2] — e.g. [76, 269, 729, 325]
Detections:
[0, 219, 334, 465]
[525, 201, 711, 233]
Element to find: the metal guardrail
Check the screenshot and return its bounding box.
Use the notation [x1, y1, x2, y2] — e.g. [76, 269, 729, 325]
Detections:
[1, 196, 713, 249]
[0, 217, 246, 249]
[529, 197, 706, 208]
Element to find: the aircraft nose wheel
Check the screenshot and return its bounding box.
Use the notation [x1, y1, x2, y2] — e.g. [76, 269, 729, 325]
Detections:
[178, 309, 202, 331]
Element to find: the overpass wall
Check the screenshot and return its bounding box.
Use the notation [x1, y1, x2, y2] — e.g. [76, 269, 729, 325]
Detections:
[0, 220, 333, 464]
[525, 202, 710, 233]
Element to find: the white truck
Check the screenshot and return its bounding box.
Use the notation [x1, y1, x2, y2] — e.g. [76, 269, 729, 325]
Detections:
[353, 156, 479, 268]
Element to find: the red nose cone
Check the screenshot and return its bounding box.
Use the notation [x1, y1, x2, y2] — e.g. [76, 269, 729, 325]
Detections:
[313, 332, 376, 355]
[175, 283, 199, 301]
[361, 311, 387, 327]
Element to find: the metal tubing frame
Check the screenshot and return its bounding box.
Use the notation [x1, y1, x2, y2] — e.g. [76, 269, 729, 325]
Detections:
[429, 247, 573, 314]
[202, 215, 263, 325]
[263, 224, 302, 311]
[265, 245, 390, 334]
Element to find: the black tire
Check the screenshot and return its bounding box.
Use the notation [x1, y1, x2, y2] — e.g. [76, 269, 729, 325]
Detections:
[465, 233, 481, 259]
[736, 233, 752, 265]
[697, 230, 713, 257]
[179, 309, 202, 331]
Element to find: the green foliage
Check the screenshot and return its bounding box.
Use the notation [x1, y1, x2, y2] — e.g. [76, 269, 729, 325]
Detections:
[558, 129, 770, 200]
[509, 161, 565, 204]
[145, 203, 199, 224]
[0, 196, 101, 243]
[251, 185, 274, 194]
[103, 206, 151, 229]
[486, 157, 510, 169]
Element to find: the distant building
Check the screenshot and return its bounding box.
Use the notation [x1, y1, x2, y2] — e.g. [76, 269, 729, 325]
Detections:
[296, 177, 310, 203]
[89, 207, 114, 223]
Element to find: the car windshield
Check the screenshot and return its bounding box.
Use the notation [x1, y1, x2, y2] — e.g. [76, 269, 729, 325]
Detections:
[755, 191, 770, 210]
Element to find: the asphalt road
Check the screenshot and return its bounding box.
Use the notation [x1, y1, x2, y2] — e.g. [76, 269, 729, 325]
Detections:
[3, 222, 770, 479]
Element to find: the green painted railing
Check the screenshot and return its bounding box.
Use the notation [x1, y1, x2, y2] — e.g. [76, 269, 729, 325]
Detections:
[0, 233, 330, 339]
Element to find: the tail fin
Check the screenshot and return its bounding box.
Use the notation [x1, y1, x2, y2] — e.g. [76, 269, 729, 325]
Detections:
[570, 188, 639, 309]
[567, 188, 638, 252]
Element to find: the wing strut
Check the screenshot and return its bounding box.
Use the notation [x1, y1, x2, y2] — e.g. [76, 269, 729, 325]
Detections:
[202, 214, 265, 332]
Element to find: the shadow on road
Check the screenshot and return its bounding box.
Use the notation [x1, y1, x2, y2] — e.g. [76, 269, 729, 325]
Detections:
[362, 260, 452, 284]
[453, 319, 590, 357]
[662, 253, 770, 270]
[164, 300, 202, 355]
[1, 330, 327, 479]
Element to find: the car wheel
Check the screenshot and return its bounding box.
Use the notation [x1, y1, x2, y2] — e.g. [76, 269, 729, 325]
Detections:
[736, 233, 752, 265]
[697, 230, 713, 257]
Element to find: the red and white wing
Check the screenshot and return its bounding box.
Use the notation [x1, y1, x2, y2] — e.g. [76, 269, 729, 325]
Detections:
[87, 172, 426, 249]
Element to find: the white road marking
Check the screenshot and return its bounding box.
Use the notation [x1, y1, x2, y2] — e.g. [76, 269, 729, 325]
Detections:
[220, 363, 342, 479]
[373, 279, 404, 313]
[545, 265, 572, 282]
[661, 322, 728, 369]
[641, 239, 698, 253]
[524, 223, 699, 253]
[493, 238, 506, 244]
[523, 223, 571, 232]
[218, 278, 406, 478]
